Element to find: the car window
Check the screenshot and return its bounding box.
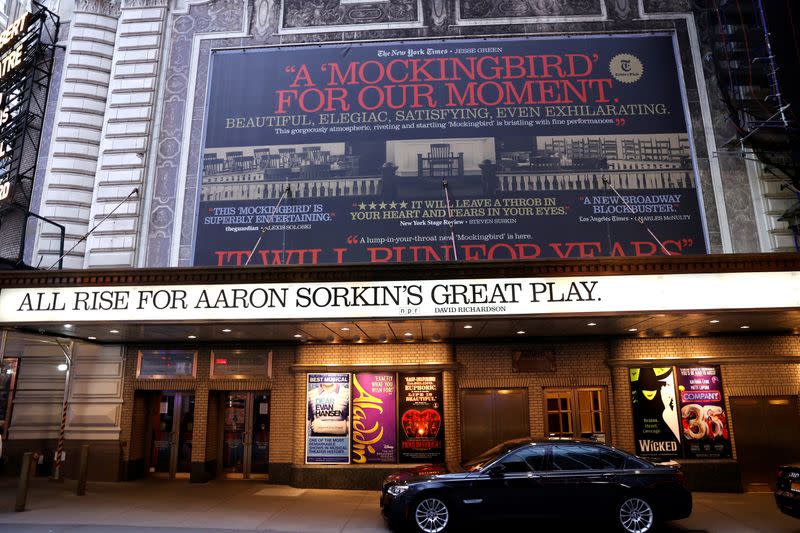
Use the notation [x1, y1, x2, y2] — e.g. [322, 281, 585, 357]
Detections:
[496, 451, 533, 473]
[515, 445, 548, 471]
[550, 445, 626, 471]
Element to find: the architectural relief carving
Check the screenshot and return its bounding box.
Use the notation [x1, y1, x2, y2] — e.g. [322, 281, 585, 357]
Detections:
[252, 0, 274, 37]
[457, 0, 602, 18]
[612, 0, 632, 20]
[122, 0, 169, 7]
[281, 0, 418, 29]
[430, 0, 447, 27]
[75, 0, 122, 16]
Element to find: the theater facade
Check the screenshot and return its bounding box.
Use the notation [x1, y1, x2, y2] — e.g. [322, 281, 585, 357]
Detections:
[0, 0, 797, 493]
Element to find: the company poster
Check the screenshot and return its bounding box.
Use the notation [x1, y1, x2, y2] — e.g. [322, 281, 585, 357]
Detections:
[399, 373, 444, 463]
[676, 366, 731, 459]
[306, 373, 351, 464]
[351, 372, 397, 463]
[630, 367, 682, 459]
[195, 34, 707, 267]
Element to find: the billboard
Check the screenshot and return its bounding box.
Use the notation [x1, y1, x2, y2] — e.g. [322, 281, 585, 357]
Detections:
[676, 366, 731, 459]
[629, 367, 682, 459]
[351, 372, 397, 463]
[195, 34, 707, 266]
[398, 373, 444, 463]
[306, 373, 350, 464]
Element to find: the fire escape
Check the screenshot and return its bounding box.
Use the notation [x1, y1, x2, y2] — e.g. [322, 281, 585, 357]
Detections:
[701, 0, 800, 251]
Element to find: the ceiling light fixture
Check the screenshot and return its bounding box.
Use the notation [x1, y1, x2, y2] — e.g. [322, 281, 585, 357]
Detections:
[516, 330, 525, 335]
[188, 335, 197, 339]
[587, 322, 597, 327]
[628, 328, 638, 332]
[64, 324, 72, 329]
[740, 325, 750, 329]
[88, 336, 96, 340]
[293, 334, 302, 338]
[109, 329, 119, 334]
[463, 325, 473, 329]
[222, 328, 232, 333]
[340, 327, 350, 331]
[709, 319, 720, 324]
[57, 363, 68, 372]
[404, 332, 413, 337]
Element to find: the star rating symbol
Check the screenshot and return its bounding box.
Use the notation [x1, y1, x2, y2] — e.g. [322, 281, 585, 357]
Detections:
[379, 202, 387, 210]
[389, 201, 397, 209]
[368, 202, 377, 209]
[358, 202, 366, 210]
[399, 201, 408, 209]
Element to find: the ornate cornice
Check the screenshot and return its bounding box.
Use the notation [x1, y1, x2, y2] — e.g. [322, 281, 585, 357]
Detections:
[122, 0, 169, 8]
[0, 253, 798, 288]
[75, 0, 122, 17]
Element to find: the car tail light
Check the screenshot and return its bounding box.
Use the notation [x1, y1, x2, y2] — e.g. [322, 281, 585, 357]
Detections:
[674, 469, 687, 485]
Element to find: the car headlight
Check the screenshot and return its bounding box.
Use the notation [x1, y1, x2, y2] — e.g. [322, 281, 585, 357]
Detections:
[387, 484, 409, 497]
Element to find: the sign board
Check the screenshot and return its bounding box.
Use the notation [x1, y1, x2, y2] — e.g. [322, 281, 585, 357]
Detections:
[0, 271, 798, 323]
[196, 33, 706, 266]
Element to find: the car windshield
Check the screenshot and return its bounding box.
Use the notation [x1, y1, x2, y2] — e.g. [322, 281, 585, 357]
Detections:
[461, 438, 531, 471]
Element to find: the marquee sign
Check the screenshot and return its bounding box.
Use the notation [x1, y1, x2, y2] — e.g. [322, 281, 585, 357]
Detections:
[0, 271, 797, 323]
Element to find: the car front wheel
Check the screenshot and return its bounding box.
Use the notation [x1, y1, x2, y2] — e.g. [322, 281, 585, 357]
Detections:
[412, 495, 451, 533]
[617, 496, 655, 533]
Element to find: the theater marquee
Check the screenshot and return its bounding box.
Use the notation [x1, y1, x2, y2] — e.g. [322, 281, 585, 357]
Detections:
[0, 272, 797, 323]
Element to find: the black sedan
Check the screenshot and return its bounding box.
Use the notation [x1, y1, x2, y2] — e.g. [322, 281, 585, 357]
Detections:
[776, 463, 800, 518]
[381, 438, 691, 533]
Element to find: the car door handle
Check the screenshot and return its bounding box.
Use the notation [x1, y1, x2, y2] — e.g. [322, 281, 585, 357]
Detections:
[601, 473, 615, 479]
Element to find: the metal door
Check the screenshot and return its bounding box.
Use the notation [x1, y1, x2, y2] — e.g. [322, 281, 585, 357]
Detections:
[221, 391, 269, 479]
[730, 396, 800, 491]
[460, 389, 529, 463]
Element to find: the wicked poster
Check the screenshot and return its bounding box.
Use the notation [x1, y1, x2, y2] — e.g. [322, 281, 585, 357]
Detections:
[195, 34, 707, 267]
[398, 373, 444, 463]
[676, 366, 731, 459]
[351, 372, 397, 463]
[630, 367, 682, 459]
[306, 373, 351, 464]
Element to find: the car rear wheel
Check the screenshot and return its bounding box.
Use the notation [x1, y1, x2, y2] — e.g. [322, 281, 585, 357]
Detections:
[412, 496, 451, 533]
[617, 496, 655, 533]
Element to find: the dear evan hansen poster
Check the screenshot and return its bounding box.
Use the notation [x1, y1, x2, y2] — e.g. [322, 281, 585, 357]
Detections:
[194, 34, 707, 266]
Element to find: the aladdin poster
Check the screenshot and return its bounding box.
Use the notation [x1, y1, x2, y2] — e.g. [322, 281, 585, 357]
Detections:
[306, 373, 351, 464]
[399, 373, 444, 463]
[630, 367, 682, 459]
[351, 372, 397, 463]
[676, 366, 731, 459]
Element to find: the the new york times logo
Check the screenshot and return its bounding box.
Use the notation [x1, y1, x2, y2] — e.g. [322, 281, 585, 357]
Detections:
[610, 53, 643, 83]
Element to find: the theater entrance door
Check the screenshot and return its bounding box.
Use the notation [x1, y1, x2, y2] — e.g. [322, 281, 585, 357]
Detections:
[146, 392, 194, 479]
[220, 392, 270, 479]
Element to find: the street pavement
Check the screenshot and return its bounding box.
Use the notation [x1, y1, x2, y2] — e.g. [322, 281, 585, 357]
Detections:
[0, 477, 798, 533]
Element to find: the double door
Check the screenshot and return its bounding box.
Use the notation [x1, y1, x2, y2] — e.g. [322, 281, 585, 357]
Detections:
[221, 392, 270, 479]
[147, 392, 194, 478]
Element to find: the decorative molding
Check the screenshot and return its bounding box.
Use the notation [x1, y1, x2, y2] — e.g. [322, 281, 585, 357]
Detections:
[454, 0, 606, 25]
[278, 0, 424, 34]
[2, 252, 799, 288]
[607, 355, 800, 367]
[290, 363, 459, 373]
[75, 0, 122, 17]
[123, 0, 169, 7]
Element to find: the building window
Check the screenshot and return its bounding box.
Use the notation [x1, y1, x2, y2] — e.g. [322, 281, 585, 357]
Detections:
[211, 349, 271, 379]
[137, 350, 197, 379]
[544, 387, 608, 442]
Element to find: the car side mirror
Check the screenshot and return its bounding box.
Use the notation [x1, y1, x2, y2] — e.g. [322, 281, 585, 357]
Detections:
[486, 464, 506, 478]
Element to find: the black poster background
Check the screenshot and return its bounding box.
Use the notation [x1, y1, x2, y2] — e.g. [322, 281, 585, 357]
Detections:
[629, 367, 683, 460]
[398, 373, 444, 463]
[194, 34, 707, 266]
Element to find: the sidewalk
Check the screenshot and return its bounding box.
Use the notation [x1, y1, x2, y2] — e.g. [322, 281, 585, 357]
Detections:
[0, 477, 798, 533]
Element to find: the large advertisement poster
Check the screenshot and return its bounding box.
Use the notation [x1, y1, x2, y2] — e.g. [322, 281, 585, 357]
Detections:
[629, 367, 682, 459]
[351, 372, 397, 463]
[306, 373, 351, 464]
[399, 373, 444, 463]
[676, 366, 731, 459]
[195, 34, 707, 266]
